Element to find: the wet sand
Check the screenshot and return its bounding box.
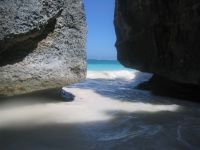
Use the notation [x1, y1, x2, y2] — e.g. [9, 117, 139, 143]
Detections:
[0, 71, 200, 150]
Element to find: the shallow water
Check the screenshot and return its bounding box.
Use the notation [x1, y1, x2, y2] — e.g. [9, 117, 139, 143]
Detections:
[0, 70, 200, 150]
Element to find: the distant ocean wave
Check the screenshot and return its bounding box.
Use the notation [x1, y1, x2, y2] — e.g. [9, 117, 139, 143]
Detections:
[86, 59, 151, 87]
[87, 70, 137, 80]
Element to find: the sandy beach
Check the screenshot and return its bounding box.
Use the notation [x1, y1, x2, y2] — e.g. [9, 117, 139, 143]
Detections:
[0, 71, 200, 150]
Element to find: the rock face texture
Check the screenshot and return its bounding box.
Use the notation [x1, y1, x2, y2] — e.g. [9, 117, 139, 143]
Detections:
[115, 0, 200, 85]
[0, 0, 87, 96]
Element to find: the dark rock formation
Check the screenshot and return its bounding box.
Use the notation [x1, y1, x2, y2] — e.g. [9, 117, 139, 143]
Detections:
[137, 74, 200, 101]
[0, 0, 87, 96]
[115, 0, 200, 85]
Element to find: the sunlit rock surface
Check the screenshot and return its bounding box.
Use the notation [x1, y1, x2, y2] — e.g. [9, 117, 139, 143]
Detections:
[115, 0, 200, 84]
[0, 0, 87, 96]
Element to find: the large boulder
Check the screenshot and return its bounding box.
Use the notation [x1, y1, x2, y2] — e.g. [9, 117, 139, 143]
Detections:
[0, 0, 87, 96]
[115, 0, 200, 85]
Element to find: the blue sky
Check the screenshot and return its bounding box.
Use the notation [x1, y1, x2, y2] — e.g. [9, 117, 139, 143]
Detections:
[84, 0, 116, 60]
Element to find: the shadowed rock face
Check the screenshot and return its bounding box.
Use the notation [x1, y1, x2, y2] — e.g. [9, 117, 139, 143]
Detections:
[115, 0, 200, 85]
[0, 0, 87, 96]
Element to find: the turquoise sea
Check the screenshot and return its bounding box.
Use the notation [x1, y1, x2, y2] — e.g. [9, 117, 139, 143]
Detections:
[87, 59, 130, 71]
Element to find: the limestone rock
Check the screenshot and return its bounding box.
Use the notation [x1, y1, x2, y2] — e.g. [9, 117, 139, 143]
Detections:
[115, 0, 200, 84]
[0, 0, 87, 96]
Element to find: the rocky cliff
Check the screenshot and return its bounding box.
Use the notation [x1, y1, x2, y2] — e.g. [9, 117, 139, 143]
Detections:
[115, 0, 200, 85]
[0, 0, 87, 96]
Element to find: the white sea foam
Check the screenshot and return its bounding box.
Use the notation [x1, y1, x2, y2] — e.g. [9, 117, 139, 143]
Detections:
[87, 70, 137, 80]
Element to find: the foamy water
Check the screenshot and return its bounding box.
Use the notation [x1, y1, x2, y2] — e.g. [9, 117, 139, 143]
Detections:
[87, 70, 137, 80]
[0, 70, 200, 150]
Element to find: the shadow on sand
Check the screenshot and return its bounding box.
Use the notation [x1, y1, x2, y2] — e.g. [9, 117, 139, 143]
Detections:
[0, 109, 199, 150]
[0, 88, 75, 106]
